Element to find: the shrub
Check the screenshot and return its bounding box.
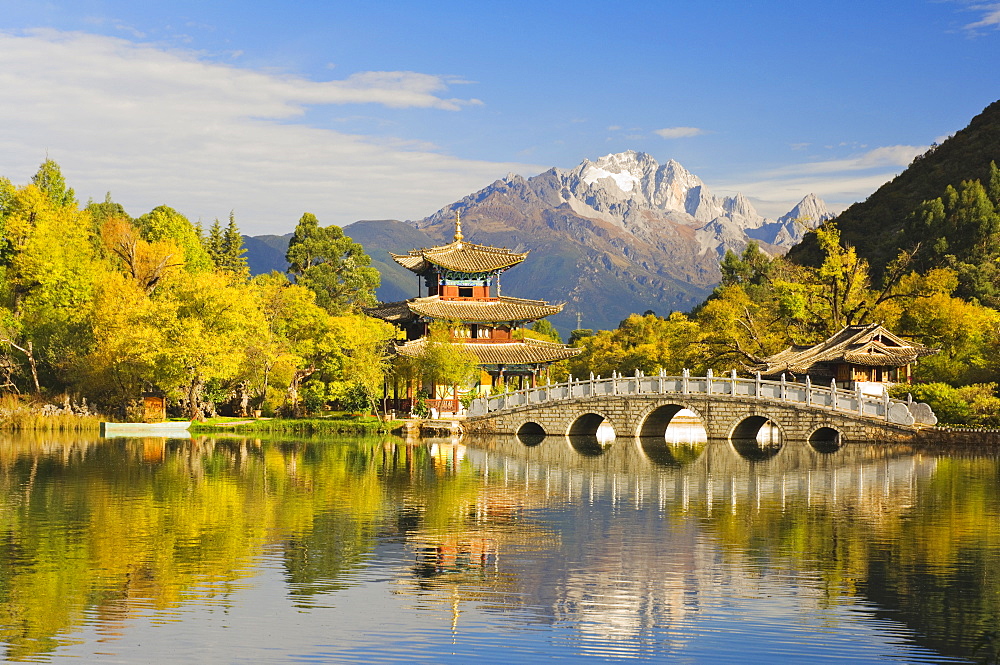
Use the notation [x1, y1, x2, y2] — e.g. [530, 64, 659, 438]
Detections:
[889, 382, 972, 425]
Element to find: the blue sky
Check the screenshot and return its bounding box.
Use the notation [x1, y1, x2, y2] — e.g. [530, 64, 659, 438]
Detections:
[0, 1, 998, 234]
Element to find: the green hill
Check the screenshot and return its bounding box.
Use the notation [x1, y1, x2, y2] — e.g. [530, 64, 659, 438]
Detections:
[242, 233, 291, 275]
[787, 99, 1000, 274]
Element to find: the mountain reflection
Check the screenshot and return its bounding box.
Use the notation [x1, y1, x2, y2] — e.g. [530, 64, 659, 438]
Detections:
[0, 431, 998, 662]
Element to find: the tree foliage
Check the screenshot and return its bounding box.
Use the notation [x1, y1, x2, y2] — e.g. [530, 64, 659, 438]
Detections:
[286, 212, 380, 314]
[0, 161, 396, 420]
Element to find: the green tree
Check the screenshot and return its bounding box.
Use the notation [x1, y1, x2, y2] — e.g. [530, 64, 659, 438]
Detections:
[220, 213, 249, 276]
[134, 205, 213, 273]
[407, 321, 478, 402]
[567, 312, 707, 377]
[31, 159, 76, 209]
[719, 241, 773, 289]
[204, 219, 224, 267]
[527, 318, 561, 343]
[0, 181, 98, 393]
[286, 213, 379, 313]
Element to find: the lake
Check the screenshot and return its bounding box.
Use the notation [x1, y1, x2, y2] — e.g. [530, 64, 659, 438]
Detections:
[0, 429, 997, 663]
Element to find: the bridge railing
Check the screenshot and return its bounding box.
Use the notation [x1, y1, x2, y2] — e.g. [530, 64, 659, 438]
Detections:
[467, 369, 937, 427]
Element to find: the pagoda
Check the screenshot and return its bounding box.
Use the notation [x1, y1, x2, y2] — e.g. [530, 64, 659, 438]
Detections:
[365, 213, 581, 413]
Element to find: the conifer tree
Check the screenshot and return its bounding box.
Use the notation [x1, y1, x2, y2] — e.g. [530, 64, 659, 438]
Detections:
[220, 212, 248, 276]
[204, 219, 224, 267]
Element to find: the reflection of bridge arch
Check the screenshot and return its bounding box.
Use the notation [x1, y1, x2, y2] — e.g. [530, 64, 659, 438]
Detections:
[461, 435, 939, 529]
[474, 433, 929, 479]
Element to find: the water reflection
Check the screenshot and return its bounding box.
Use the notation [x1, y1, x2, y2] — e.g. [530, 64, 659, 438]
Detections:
[0, 431, 997, 664]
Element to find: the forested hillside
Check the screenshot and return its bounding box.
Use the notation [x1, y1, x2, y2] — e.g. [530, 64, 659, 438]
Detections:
[788, 99, 1000, 275]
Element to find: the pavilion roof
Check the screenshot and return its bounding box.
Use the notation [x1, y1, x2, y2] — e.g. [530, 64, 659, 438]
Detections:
[364, 295, 564, 324]
[389, 240, 528, 275]
[394, 337, 582, 365]
[756, 323, 937, 377]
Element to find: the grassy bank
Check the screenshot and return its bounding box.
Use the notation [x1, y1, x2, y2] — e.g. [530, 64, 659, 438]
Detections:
[0, 396, 102, 431]
[0, 412, 102, 432]
[191, 414, 405, 436]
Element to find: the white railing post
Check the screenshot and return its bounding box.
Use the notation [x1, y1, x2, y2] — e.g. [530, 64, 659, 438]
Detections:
[683, 368, 689, 394]
[635, 369, 641, 394]
[856, 383, 864, 414]
[883, 390, 891, 421]
[706, 368, 713, 395]
[612, 370, 618, 395]
[830, 378, 838, 410]
[780, 373, 786, 401]
[805, 375, 812, 405]
[730, 369, 737, 396]
[755, 372, 761, 399]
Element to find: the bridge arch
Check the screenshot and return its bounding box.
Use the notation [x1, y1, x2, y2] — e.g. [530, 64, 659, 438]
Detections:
[635, 403, 707, 439]
[808, 425, 844, 453]
[567, 411, 616, 438]
[566, 412, 616, 457]
[516, 421, 546, 447]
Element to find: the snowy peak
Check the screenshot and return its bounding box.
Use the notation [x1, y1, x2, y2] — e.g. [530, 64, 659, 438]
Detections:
[778, 193, 834, 230]
[723, 192, 758, 219]
[553, 151, 832, 250]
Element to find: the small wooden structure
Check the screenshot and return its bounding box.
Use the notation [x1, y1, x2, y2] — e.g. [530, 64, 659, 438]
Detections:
[142, 391, 167, 422]
[755, 324, 936, 396]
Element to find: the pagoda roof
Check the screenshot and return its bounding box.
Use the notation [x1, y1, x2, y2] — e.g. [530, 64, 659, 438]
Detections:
[390, 240, 528, 275]
[365, 295, 564, 324]
[756, 324, 937, 377]
[395, 337, 582, 365]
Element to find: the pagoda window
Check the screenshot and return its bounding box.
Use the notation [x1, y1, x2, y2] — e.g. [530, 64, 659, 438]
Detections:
[458, 286, 473, 298]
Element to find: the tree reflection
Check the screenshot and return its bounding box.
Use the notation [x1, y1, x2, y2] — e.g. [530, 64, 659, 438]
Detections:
[1, 432, 1000, 663]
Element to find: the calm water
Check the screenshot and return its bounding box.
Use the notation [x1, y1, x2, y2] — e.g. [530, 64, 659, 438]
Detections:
[1, 429, 998, 663]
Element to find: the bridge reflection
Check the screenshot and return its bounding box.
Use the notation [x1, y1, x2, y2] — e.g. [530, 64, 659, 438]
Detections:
[465, 431, 933, 517]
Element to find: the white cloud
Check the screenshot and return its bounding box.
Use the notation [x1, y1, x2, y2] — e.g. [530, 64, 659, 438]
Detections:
[715, 144, 929, 218]
[653, 126, 706, 139]
[756, 145, 927, 177]
[965, 3, 1000, 30]
[0, 29, 532, 234]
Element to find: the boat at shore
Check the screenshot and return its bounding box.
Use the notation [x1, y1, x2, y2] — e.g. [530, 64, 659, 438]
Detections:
[99, 421, 192, 437]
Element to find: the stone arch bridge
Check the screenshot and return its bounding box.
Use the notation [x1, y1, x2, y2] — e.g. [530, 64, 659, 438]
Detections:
[465, 370, 937, 444]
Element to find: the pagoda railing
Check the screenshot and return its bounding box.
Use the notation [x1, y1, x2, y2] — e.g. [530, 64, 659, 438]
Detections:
[466, 369, 937, 427]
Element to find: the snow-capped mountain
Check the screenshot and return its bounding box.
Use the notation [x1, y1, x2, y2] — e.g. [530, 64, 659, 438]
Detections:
[551, 150, 830, 251]
[348, 151, 834, 333]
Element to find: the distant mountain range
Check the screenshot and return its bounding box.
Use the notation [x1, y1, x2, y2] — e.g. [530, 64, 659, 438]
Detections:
[247, 151, 833, 334]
